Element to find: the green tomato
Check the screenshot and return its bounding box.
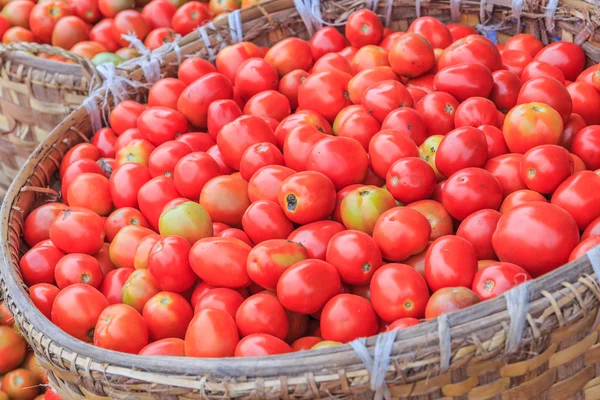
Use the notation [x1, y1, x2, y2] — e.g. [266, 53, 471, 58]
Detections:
[92, 52, 125, 67]
[340, 186, 397, 235]
[159, 201, 213, 245]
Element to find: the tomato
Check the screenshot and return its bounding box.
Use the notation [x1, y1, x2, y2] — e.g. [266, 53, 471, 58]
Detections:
[519, 144, 573, 194]
[380, 108, 428, 146]
[387, 317, 421, 331]
[66, 172, 112, 215]
[115, 139, 155, 168]
[50, 207, 105, 254]
[51, 284, 108, 342]
[369, 129, 419, 178]
[292, 336, 322, 351]
[379, 31, 404, 50]
[503, 102, 563, 154]
[442, 167, 502, 221]
[338, 185, 395, 234]
[277, 171, 336, 225]
[137, 175, 179, 230]
[277, 69, 308, 109]
[233, 57, 279, 102]
[424, 235, 477, 291]
[246, 166, 293, 204]
[215, 42, 263, 83]
[23, 203, 67, 247]
[99, 268, 134, 305]
[140, 0, 174, 29]
[106, 226, 153, 271]
[456, 209, 501, 260]
[386, 32, 434, 78]
[0, 325, 26, 374]
[26, 284, 57, 321]
[323, 230, 381, 286]
[434, 63, 494, 102]
[277, 110, 331, 147]
[145, 78, 185, 111]
[404, 201, 451, 243]
[145, 236, 196, 293]
[487, 70, 521, 112]
[107, 101, 144, 135]
[415, 92, 459, 136]
[108, 164, 150, 210]
[566, 82, 600, 126]
[298, 70, 352, 122]
[216, 116, 276, 171]
[199, 175, 249, 226]
[499, 49, 530, 77]
[570, 126, 600, 171]
[94, 304, 148, 354]
[520, 61, 565, 84]
[176, 73, 233, 129]
[111, 9, 149, 47]
[277, 259, 341, 314]
[59, 143, 100, 179]
[54, 253, 103, 290]
[334, 112, 378, 151]
[345, 9, 383, 48]
[309, 26, 347, 60]
[113, 128, 143, 153]
[493, 201, 580, 277]
[372, 206, 430, 261]
[435, 126, 488, 177]
[243, 91, 290, 123]
[499, 189, 547, 214]
[362, 80, 413, 123]
[169, 155, 219, 202]
[2, 26, 34, 43]
[534, 42, 585, 81]
[319, 294, 377, 342]
[408, 16, 452, 49]
[515, 77, 571, 123]
[348, 67, 396, 105]
[240, 201, 292, 245]
[287, 221, 345, 260]
[1, 369, 39, 400]
[2, 0, 33, 29]
[559, 113, 586, 151]
[189, 237, 251, 288]
[135, 108, 187, 148]
[185, 309, 239, 357]
[425, 287, 481, 319]
[438, 35, 502, 71]
[386, 157, 436, 203]
[171, 1, 210, 35]
[138, 338, 185, 356]
[140, 292, 193, 341]
[29, 1, 73, 43]
[569, 236, 600, 262]
[160, 201, 212, 245]
[194, 288, 244, 319]
[20, 243, 63, 287]
[483, 153, 526, 198]
[503, 33, 542, 58]
[238, 143, 283, 182]
[234, 333, 292, 357]
[551, 171, 600, 231]
[144, 28, 176, 52]
[204, 145, 233, 175]
[51, 15, 90, 49]
[122, 269, 161, 312]
[72, 40, 107, 60]
[234, 293, 289, 340]
[263, 37, 312, 76]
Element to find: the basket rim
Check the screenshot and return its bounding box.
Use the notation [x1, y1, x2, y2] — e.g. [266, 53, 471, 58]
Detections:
[1, 0, 599, 390]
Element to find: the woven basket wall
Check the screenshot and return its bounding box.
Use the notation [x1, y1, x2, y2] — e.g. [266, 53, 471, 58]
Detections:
[0, 42, 101, 200]
[2, 0, 600, 399]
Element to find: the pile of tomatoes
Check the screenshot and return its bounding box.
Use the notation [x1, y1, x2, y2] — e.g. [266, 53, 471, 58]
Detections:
[16, 9, 600, 359]
[0, 0, 258, 65]
[0, 303, 61, 400]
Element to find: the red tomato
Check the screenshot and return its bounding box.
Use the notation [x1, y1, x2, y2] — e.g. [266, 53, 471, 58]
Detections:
[235, 293, 289, 339]
[325, 230, 382, 285]
[109, 163, 151, 209]
[29, 1, 73, 43]
[99, 268, 134, 305]
[141, 0, 175, 29]
[415, 92, 460, 136]
[387, 317, 420, 331]
[50, 207, 105, 254]
[567, 82, 600, 126]
[489, 70, 521, 112]
[278, 69, 309, 109]
[320, 294, 377, 342]
[19, 245, 63, 286]
[217, 115, 276, 170]
[381, 108, 428, 146]
[503, 102, 563, 154]
[91, 128, 118, 159]
[406, 200, 453, 241]
[147, 78, 186, 111]
[148, 236, 196, 293]
[442, 167, 502, 220]
[500, 49, 531, 76]
[114, 128, 143, 152]
[499, 189, 547, 214]
[559, 113, 586, 151]
[516, 77, 571, 123]
[59, 142, 100, 179]
[408, 16, 452, 49]
[29, 283, 60, 320]
[244, 90, 291, 122]
[520, 145, 573, 194]
[199, 175, 250, 226]
[361, 80, 413, 123]
[277, 259, 341, 314]
[425, 287, 481, 319]
[215, 41, 264, 82]
[298, 71, 352, 122]
[569, 236, 600, 262]
[345, 9, 383, 48]
[291, 336, 322, 351]
[368, 129, 419, 178]
[23, 203, 67, 247]
[171, 1, 210, 35]
[177, 57, 217, 86]
[54, 253, 103, 289]
[287, 221, 345, 260]
[109, 225, 155, 269]
[185, 309, 239, 357]
[278, 171, 336, 225]
[493, 202, 580, 277]
[438, 35, 502, 72]
[386, 157, 436, 203]
[504, 34, 543, 58]
[194, 288, 245, 318]
[112, 9, 149, 47]
[534, 42, 585, 81]
[206, 100, 242, 139]
[248, 165, 295, 203]
[241, 200, 294, 244]
[94, 304, 148, 354]
[264, 37, 312, 76]
[309, 26, 347, 60]
[454, 97, 497, 128]
[484, 154, 527, 198]
[572, 126, 600, 171]
[66, 173, 112, 215]
[136, 107, 188, 147]
[373, 207, 430, 261]
[139, 338, 185, 356]
[337, 111, 381, 150]
[234, 58, 279, 101]
[425, 235, 478, 291]
[147, 141, 191, 178]
[434, 63, 494, 101]
[137, 175, 179, 230]
[115, 139, 155, 168]
[479, 125, 509, 159]
[142, 292, 193, 340]
[406, 73, 435, 93]
[348, 66, 397, 104]
[472, 262, 531, 300]
[189, 237, 251, 288]
[521, 60, 565, 83]
[171, 152, 219, 200]
[239, 142, 284, 181]
[234, 333, 292, 357]
[122, 269, 161, 313]
[177, 72, 233, 129]
[435, 126, 488, 177]
[246, 240, 308, 290]
[351, 45, 390, 74]
[370, 263, 429, 321]
[388, 33, 434, 77]
[456, 209, 502, 260]
[108, 100, 145, 135]
[51, 284, 109, 342]
[551, 171, 600, 231]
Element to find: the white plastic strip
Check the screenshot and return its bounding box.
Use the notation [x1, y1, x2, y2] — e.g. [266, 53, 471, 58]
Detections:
[198, 25, 216, 60]
[438, 314, 451, 373]
[479, 0, 488, 22]
[450, 0, 461, 22]
[228, 9, 243, 43]
[415, 0, 422, 18]
[588, 246, 600, 281]
[83, 97, 103, 133]
[505, 281, 531, 354]
[350, 332, 396, 400]
[366, 0, 379, 12]
[384, 0, 394, 27]
[511, 0, 524, 23]
[544, 0, 559, 33]
[294, 0, 318, 36]
[120, 34, 161, 84]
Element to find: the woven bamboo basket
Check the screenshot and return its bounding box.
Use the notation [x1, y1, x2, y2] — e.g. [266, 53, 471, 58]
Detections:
[0, 42, 102, 199]
[2, 0, 600, 398]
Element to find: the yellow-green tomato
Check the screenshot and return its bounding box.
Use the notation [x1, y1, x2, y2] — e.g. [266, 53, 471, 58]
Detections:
[311, 340, 343, 350]
[159, 201, 213, 244]
[340, 185, 396, 235]
[418, 135, 446, 182]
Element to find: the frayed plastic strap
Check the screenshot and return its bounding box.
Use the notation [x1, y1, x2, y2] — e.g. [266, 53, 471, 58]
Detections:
[544, 0, 559, 33]
[438, 313, 451, 373]
[206, 22, 227, 53]
[450, 0, 461, 22]
[350, 331, 397, 400]
[479, 0, 488, 23]
[121, 34, 161, 84]
[415, 0, 422, 18]
[366, 0, 379, 12]
[198, 25, 216, 60]
[384, 0, 394, 27]
[505, 280, 531, 354]
[171, 36, 183, 66]
[295, 0, 319, 36]
[228, 9, 243, 43]
[511, 0, 524, 31]
[588, 246, 600, 282]
[83, 97, 103, 133]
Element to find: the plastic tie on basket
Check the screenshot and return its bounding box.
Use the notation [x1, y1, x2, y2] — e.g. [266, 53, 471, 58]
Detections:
[294, 0, 323, 36]
[437, 313, 451, 372]
[505, 280, 531, 354]
[119, 34, 162, 84]
[383, 0, 394, 27]
[415, 0, 422, 18]
[349, 330, 397, 400]
[479, 0, 488, 24]
[544, 0, 559, 34]
[588, 246, 600, 282]
[228, 9, 243, 43]
[197, 22, 227, 61]
[511, 0, 524, 31]
[365, 0, 379, 12]
[450, 0, 461, 23]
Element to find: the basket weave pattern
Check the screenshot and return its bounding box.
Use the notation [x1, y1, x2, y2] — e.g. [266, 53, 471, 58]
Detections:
[2, 0, 600, 398]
